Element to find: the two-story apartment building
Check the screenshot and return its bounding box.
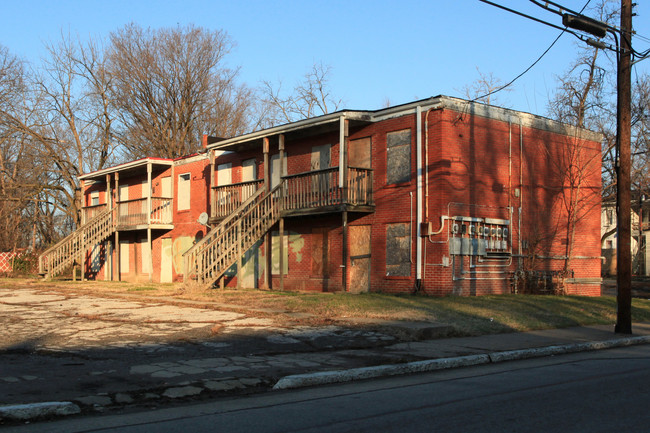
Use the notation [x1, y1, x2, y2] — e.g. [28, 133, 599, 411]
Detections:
[40, 96, 603, 295]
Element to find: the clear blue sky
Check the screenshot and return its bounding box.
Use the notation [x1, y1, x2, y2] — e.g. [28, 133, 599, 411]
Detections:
[2, 0, 649, 116]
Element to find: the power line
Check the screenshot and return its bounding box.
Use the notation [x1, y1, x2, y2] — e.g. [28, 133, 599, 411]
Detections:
[472, 0, 592, 103]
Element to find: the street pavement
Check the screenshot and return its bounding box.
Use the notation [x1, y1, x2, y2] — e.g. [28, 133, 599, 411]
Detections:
[1, 282, 649, 424]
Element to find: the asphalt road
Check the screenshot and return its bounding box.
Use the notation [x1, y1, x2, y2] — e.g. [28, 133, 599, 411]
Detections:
[10, 344, 650, 433]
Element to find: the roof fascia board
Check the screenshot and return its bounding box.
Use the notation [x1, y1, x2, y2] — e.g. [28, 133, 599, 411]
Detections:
[207, 111, 372, 151]
[439, 96, 603, 143]
[79, 158, 173, 181]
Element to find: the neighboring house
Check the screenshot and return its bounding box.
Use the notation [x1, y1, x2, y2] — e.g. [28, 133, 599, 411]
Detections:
[601, 196, 649, 276]
[40, 95, 604, 295]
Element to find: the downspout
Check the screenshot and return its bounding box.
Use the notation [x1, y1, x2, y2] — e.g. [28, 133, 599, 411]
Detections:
[339, 115, 346, 188]
[416, 106, 423, 286]
[519, 119, 524, 269]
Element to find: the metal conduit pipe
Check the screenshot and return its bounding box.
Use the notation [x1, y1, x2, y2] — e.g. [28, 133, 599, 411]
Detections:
[416, 106, 423, 284]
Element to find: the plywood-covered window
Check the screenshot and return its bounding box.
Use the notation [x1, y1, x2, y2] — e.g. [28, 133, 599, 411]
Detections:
[177, 173, 191, 210]
[311, 228, 329, 278]
[386, 129, 411, 185]
[386, 223, 410, 277]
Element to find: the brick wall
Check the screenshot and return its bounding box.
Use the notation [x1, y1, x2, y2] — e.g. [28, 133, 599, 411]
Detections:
[217, 106, 601, 296]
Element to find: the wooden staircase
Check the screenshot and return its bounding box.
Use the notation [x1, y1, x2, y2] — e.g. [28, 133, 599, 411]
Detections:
[183, 184, 282, 286]
[38, 207, 115, 279]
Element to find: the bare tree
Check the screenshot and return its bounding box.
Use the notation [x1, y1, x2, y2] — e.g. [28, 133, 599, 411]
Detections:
[107, 23, 257, 158]
[0, 45, 50, 251]
[261, 62, 343, 126]
[459, 67, 511, 106]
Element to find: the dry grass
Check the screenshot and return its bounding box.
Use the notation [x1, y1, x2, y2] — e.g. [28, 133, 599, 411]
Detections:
[4, 277, 650, 337]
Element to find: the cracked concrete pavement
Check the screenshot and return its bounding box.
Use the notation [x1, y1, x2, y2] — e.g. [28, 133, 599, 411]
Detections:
[3, 281, 649, 424]
[0, 282, 441, 417]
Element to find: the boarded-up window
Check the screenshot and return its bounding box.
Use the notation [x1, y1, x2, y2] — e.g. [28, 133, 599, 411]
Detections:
[386, 223, 410, 276]
[349, 137, 371, 169]
[311, 228, 329, 277]
[177, 173, 191, 210]
[386, 129, 411, 185]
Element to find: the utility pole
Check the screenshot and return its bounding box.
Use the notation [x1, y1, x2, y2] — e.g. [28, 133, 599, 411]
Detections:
[481, 0, 636, 334]
[615, 0, 632, 334]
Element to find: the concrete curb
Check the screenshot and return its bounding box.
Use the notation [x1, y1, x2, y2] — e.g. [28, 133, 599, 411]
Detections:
[0, 401, 81, 421]
[273, 335, 650, 390]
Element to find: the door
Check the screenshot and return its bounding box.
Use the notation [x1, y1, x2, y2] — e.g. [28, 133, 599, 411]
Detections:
[270, 154, 284, 189]
[311, 144, 331, 171]
[160, 238, 173, 283]
[311, 144, 331, 200]
[161, 176, 172, 197]
[160, 176, 172, 223]
[348, 225, 371, 293]
[348, 137, 372, 203]
[140, 238, 151, 276]
[119, 239, 130, 278]
[241, 158, 256, 201]
[216, 163, 233, 211]
[118, 183, 129, 223]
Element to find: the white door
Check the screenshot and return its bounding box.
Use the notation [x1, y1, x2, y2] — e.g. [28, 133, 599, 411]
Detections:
[217, 163, 232, 186]
[217, 163, 233, 208]
[270, 154, 286, 189]
[140, 238, 151, 275]
[242, 159, 256, 182]
[161, 238, 173, 283]
[242, 159, 256, 201]
[161, 177, 172, 197]
[119, 240, 130, 276]
[118, 184, 129, 220]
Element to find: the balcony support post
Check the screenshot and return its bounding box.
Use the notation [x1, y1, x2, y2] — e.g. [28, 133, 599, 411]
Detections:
[147, 162, 153, 282]
[279, 217, 285, 291]
[115, 172, 121, 281]
[342, 210, 348, 291]
[339, 116, 349, 202]
[210, 150, 216, 220]
[263, 137, 272, 290]
[106, 174, 113, 281]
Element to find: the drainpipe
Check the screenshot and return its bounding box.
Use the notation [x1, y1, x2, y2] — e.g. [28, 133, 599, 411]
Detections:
[339, 115, 346, 188]
[416, 106, 423, 285]
[147, 161, 153, 282]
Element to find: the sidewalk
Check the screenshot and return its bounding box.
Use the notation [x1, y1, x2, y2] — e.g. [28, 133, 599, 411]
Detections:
[2, 319, 650, 423]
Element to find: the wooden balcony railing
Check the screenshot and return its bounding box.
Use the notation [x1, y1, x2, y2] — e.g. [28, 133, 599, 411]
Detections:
[82, 204, 107, 224]
[116, 197, 173, 227]
[282, 167, 373, 212]
[211, 167, 373, 219]
[212, 179, 263, 220]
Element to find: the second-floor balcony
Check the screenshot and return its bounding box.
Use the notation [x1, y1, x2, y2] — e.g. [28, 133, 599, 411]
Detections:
[82, 203, 107, 223]
[211, 166, 374, 220]
[83, 198, 173, 230]
[117, 197, 173, 229]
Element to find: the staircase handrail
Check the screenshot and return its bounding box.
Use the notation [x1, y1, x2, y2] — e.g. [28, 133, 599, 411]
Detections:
[188, 182, 283, 284]
[182, 186, 266, 279]
[38, 207, 114, 275]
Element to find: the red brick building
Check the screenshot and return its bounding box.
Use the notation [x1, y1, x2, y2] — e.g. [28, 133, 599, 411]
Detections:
[40, 96, 603, 295]
[39, 153, 211, 283]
